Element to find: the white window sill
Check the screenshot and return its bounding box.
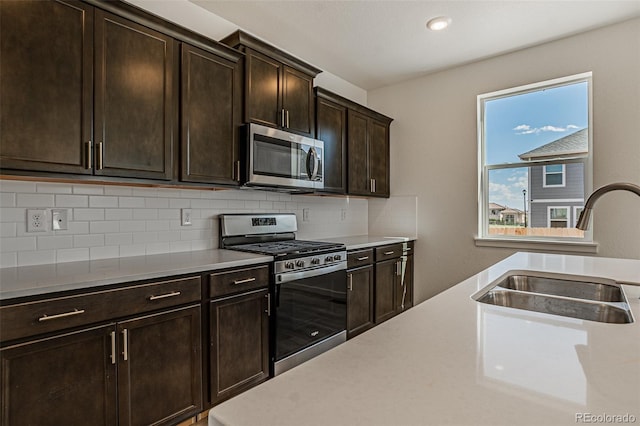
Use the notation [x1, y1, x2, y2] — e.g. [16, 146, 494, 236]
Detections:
[475, 237, 598, 254]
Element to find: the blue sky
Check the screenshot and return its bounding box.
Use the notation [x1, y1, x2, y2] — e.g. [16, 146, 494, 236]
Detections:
[485, 81, 588, 209]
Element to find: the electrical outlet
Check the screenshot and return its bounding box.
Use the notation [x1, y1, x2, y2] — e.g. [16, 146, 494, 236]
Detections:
[181, 208, 192, 226]
[302, 208, 310, 222]
[27, 209, 47, 233]
[51, 209, 69, 230]
[341, 209, 347, 221]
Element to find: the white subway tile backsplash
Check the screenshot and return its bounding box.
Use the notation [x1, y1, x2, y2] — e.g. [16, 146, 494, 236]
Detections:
[74, 208, 105, 221]
[17, 193, 55, 207]
[56, 248, 90, 263]
[0, 180, 368, 267]
[56, 194, 89, 208]
[89, 196, 118, 208]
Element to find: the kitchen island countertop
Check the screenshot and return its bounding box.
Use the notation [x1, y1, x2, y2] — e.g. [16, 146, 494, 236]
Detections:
[209, 252, 640, 426]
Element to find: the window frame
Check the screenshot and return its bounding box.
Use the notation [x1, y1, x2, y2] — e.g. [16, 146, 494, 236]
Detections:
[476, 72, 594, 247]
[543, 164, 566, 188]
[547, 206, 570, 228]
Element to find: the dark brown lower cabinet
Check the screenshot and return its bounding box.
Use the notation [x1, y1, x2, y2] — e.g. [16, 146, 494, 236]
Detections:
[118, 305, 202, 426]
[1, 324, 117, 426]
[347, 265, 375, 339]
[0, 305, 202, 426]
[374, 258, 398, 323]
[209, 289, 269, 405]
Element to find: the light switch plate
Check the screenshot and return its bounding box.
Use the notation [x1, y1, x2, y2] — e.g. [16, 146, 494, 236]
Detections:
[51, 209, 69, 230]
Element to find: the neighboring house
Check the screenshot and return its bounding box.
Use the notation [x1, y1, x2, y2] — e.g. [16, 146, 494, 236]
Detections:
[488, 203, 525, 225]
[518, 128, 587, 228]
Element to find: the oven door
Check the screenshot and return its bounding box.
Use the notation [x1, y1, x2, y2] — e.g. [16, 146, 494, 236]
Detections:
[274, 263, 346, 371]
[248, 123, 324, 190]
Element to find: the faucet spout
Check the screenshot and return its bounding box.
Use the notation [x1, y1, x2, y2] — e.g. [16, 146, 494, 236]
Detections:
[576, 182, 640, 230]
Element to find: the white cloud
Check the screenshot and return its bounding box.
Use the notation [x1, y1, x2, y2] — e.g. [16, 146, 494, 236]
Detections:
[513, 124, 581, 135]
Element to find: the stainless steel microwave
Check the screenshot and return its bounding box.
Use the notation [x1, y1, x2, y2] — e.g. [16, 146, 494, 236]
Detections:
[246, 123, 324, 191]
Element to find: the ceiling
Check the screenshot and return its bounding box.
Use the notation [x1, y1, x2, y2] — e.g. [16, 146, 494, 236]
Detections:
[191, 0, 640, 90]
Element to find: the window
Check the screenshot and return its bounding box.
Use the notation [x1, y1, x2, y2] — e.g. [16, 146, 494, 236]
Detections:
[548, 207, 569, 228]
[574, 206, 584, 227]
[478, 72, 592, 242]
[544, 164, 565, 187]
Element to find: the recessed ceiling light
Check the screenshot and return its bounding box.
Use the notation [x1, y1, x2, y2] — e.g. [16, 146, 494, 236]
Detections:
[426, 16, 452, 31]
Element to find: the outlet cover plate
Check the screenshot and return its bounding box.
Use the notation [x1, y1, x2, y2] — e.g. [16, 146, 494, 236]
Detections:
[52, 209, 69, 230]
[27, 209, 47, 233]
[181, 209, 192, 226]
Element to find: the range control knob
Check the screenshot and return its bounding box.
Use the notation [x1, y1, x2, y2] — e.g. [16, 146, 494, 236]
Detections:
[311, 258, 320, 265]
[285, 261, 295, 269]
[295, 260, 305, 267]
[325, 255, 334, 262]
[334, 254, 342, 261]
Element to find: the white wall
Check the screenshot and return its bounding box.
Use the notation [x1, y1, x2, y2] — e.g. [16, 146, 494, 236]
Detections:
[0, 181, 368, 268]
[367, 19, 640, 302]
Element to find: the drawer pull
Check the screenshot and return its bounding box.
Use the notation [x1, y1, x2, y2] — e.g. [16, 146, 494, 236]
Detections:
[384, 251, 395, 255]
[38, 308, 85, 322]
[357, 256, 369, 261]
[233, 277, 256, 285]
[149, 291, 181, 301]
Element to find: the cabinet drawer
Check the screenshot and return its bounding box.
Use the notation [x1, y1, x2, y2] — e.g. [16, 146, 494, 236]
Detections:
[0, 276, 201, 343]
[347, 249, 374, 268]
[208, 265, 269, 299]
[375, 244, 403, 261]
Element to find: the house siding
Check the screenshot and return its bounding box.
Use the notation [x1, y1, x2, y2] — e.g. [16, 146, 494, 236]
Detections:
[529, 163, 585, 227]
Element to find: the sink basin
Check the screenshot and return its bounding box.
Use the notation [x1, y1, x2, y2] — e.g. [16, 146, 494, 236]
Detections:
[477, 289, 633, 324]
[494, 275, 625, 302]
[474, 273, 633, 324]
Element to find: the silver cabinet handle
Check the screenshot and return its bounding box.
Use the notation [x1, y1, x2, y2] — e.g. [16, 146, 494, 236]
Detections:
[281, 108, 286, 127]
[38, 308, 85, 322]
[122, 329, 129, 361]
[234, 160, 241, 182]
[85, 141, 92, 169]
[357, 256, 369, 261]
[96, 141, 104, 170]
[370, 178, 376, 193]
[396, 260, 402, 276]
[233, 277, 256, 285]
[149, 291, 181, 301]
[265, 293, 271, 316]
[348, 273, 353, 291]
[286, 110, 290, 128]
[384, 251, 394, 255]
[110, 331, 116, 365]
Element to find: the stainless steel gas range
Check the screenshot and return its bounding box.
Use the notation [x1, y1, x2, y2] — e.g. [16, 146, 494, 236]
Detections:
[219, 213, 347, 375]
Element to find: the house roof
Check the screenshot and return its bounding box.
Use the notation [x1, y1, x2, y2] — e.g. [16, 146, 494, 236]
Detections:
[502, 207, 524, 214]
[518, 128, 588, 161]
[489, 203, 505, 210]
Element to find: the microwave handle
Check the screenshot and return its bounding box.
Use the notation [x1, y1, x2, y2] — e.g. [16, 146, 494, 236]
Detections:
[306, 147, 319, 181]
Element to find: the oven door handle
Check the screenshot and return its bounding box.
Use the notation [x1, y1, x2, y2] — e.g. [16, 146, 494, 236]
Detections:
[276, 261, 346, 284]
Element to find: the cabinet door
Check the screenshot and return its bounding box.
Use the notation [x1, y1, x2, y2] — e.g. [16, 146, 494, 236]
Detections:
[282, 66, 314, 135]
[375, 259, 398, 323]
[316, 97, 347, 193]
[94, 10, 175, 180]
[117, 305, 202, 426]
[181, 44, 241, 185]
[245, 49, 281, 128]
[210, 289, 269, 405]
[347, 266, 374, 339]
[1, 324, 117, 426]
[0, 0, 93, 174]
[347, 109, 370, 195]
[369, 118, 390, 197]
[395, 254, 414, 313]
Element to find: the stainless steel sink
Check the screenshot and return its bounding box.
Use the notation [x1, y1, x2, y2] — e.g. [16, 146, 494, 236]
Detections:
[474, 274, 633, 324]
[493, 275, 624, 302]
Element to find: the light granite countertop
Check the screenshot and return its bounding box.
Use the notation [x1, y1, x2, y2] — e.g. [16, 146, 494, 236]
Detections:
[320, 235, 415, 251]
[0, 249, 272, 301]
[209, 252, 640, 426]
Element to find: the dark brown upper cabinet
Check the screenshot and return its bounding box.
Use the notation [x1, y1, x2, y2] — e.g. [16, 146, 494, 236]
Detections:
[0, 0, 94, 175]
[315, 88, 347, 194]
[314, 88, 393, 198]
[94, 9, 176, 180]
[180, 43, 243, 185]
[1, 1, 177, 181]
[221, 30, 321, 137]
